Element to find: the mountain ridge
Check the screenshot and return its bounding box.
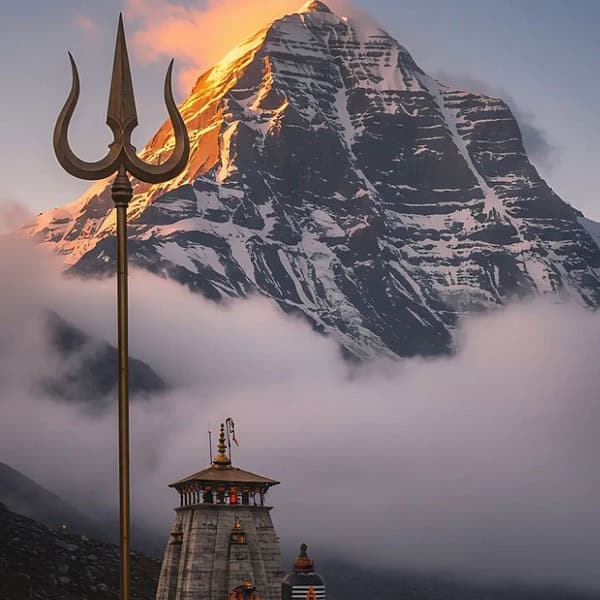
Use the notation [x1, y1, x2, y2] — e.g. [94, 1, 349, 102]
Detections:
[22, 1, 600, 358]
[0, 462, 93, 535]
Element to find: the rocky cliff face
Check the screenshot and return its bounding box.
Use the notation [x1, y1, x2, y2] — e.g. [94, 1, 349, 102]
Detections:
[23, 0, 600, 358]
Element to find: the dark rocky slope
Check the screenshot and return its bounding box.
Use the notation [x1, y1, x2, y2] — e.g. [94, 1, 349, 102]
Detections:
[0, 464, 165, 556]
[0, 463, 95, 536]
[0, 503, 160, 600]
[43, 312, 166, 406]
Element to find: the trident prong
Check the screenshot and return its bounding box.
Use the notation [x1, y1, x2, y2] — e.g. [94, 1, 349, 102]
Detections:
[54, 14, 190, 183]
[53, 14, 190, 600]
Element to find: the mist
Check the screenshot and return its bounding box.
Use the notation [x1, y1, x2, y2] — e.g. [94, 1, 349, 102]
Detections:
[1, 236, 599, 591]
[0, 201, 32, 235]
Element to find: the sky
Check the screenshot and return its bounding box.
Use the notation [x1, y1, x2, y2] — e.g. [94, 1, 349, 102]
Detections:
[0, 0, 599, 221]
[2, 235, 600, 592]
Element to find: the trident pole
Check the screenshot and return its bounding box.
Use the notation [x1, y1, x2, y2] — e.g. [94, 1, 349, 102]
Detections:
[53, 15, 190, 600]
[114, 167, 133, 600]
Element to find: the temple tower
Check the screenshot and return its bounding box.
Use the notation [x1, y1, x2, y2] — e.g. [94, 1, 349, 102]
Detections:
[156, 423, 285, 600]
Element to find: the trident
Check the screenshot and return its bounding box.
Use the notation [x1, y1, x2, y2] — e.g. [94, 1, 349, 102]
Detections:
[53, 15, 189, 600]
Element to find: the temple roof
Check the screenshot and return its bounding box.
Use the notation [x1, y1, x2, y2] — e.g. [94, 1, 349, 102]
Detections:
[169, 465, 279, 487]
[282, 544, 325, 588]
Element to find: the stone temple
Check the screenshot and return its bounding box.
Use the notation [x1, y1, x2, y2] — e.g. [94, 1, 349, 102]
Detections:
[155, 423, 285, 600]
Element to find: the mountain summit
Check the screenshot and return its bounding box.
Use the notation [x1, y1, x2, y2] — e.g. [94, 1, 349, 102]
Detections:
[300, 1, 334, 13]
[25, 3, 600, 358]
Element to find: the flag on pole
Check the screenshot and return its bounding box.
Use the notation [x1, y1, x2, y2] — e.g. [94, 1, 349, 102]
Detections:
[226, 418, 239, 446]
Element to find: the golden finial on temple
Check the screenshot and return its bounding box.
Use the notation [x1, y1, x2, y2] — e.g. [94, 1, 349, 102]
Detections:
[213, 422, 231, 466]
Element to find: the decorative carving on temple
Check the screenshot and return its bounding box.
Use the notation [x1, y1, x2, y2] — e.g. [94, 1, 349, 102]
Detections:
[305, 587, 318, 600]
[169, 521, 183, 545]
[230, 517, 247, 545]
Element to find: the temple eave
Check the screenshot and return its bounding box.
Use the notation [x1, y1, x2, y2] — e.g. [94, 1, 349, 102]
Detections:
[170, 480, 279, 489]
[169, 466, 279, 488]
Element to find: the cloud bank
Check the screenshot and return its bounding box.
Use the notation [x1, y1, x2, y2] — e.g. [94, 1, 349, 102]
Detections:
[125, 0, 300, 93]
[1, 237, 599, 592]
[125, 0, 388, 94]
[0, 201, 33, 235]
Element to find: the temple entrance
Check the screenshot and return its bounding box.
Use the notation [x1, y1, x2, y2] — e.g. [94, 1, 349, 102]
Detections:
[228, 581, 260, 600]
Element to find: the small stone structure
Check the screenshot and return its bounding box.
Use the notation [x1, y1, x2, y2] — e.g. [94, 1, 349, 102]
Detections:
[281, 545, 325, 600]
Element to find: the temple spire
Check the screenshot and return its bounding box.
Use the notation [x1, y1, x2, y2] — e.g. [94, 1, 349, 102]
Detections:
[213, 422, 231, 467]
[294, 543, 314, 573]
[283, 543, 326, 600]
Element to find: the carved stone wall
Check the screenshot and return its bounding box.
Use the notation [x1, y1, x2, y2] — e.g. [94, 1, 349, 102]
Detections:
[156, 506, 284, 600]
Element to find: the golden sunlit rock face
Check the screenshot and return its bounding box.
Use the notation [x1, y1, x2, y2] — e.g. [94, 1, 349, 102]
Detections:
[25, 21, 270, 265]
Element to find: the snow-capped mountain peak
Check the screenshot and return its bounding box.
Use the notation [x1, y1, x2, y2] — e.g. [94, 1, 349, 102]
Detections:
[22, 4, 600, 358]
[299, 1, 334, 14]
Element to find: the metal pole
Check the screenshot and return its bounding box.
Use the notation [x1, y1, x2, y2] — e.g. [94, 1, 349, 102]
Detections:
[113, 166, 132, 600]
[225, 421, 232, 464]
[53, 18, 189, 600]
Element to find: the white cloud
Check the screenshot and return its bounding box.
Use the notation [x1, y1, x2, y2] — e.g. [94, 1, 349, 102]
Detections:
[1, 237, 599, 590]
